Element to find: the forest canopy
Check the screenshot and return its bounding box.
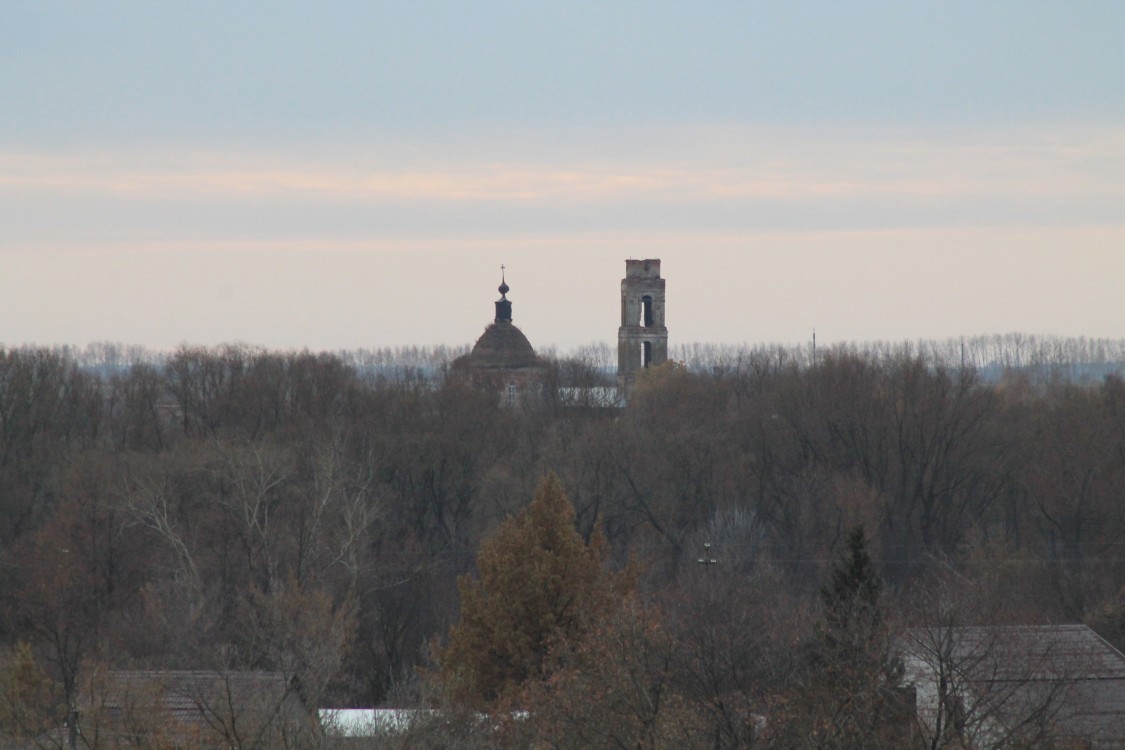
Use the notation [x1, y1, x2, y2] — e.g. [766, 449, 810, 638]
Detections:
[1, 338, 1125, 746]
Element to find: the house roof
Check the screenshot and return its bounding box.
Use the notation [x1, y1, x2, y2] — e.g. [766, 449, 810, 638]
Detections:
[906, 625, 1125, 680]
[902, 624, 1125, 747]
[82, 670, 312, 741]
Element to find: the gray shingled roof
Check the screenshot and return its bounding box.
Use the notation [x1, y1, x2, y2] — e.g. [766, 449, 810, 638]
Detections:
[903, 624, 1125, 748]
[81, 670, 312, 743]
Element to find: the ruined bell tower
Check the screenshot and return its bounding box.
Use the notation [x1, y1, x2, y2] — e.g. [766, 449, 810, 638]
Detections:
[617, 259, 667, 390]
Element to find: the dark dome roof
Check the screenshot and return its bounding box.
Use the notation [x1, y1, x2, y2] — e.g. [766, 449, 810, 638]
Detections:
[468, 321, 539, 369]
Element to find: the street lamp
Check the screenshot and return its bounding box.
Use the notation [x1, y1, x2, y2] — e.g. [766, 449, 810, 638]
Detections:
[697, 542, 718, 567]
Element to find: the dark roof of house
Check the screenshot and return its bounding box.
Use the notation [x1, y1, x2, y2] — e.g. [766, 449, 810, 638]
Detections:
[903, 624, 1125, 747]
[82, 670, 312, 741]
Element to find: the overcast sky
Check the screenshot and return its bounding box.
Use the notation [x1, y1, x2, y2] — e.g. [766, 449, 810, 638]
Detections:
[2, 1, 1123, 353]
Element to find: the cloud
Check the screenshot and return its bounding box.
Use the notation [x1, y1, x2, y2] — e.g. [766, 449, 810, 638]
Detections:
[3, 125, 1122, 209]
[1, 124, 1122, 256]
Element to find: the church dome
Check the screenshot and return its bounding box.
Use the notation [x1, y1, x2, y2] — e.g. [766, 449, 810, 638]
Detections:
[468, 321, 539, 369]
[454, 269, 542, 372]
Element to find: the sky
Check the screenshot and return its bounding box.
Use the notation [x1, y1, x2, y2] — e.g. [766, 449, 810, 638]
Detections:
[2, 1, 1123, 353]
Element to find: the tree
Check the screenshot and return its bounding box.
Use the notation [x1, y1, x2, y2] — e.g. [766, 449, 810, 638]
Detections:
[238, 579, 355, 712]
[513, 596, 696, 750]
[433, 473, 630, 708]
[777, 525, 907, 749]
[820, 525, 885, 663]
[4, 454, 149, 749]
[659, 521, 804, 750]
[0, 641, 57, 741]
[0, 347, 102, 546]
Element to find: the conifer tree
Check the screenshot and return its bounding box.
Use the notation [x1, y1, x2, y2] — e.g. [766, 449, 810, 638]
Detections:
[821, 524, 884, 667]
[802, 524, 906, 748]
[434, 472, 627, 708]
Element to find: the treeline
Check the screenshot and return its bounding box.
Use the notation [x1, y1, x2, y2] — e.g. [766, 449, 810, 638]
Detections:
[50, 342, 471, 381]
[49, 332, 1125, 384]
[1, 341, 1125, 720]
[675, 333, 1125, 383]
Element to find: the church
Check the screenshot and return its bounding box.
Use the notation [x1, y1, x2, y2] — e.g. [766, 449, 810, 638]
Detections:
[450, 269, 546, 405]
[453, 260, 668, 405]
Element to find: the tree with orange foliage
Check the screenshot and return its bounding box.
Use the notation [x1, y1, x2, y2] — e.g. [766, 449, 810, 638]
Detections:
[513, 595, 700, 750]
[434, 473, 631, 708]
[0, 642, 57, 741]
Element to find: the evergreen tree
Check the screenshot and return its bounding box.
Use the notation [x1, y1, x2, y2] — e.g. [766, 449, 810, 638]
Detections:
[797, 525, 907, 748]
[434, 473, 628, 708]
[821, 524, 884, 667]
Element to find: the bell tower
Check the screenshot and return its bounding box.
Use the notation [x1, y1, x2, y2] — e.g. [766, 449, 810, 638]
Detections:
[617, 259, 667, 390]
